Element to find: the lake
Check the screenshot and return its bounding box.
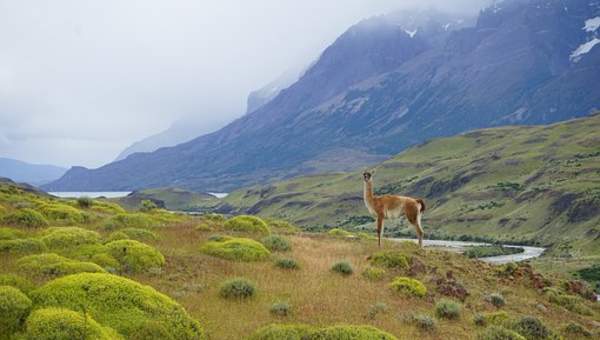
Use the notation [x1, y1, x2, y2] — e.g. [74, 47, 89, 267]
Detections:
[49, 191, 132, 198]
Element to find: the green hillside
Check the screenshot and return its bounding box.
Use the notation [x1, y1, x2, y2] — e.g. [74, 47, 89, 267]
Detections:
[223, 114, 600, 256]
[117, 187, 220, 212]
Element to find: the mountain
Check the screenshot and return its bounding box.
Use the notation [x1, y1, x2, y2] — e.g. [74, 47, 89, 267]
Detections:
[0, 158, 66, 186]
[46, 1, 600, 192]
[221, 113, 600, 256]
[245, 65, 305, 114]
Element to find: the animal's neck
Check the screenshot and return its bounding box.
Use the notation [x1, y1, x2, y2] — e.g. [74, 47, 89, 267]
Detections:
[364, 181, 375, 206]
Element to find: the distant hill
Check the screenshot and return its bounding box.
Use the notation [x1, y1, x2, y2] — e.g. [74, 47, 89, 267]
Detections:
[222, 113, 600, 256]
[0, 158, 66, 186]
[117, 187, 220, 212]
[46, 1, 600, 192]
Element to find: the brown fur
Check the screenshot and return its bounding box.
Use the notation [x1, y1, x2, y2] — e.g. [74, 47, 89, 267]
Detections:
[362, 170, 426, 248]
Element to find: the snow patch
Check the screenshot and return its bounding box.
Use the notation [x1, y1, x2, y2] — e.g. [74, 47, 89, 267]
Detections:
[583, 16, 600, 32]
[404, 29, 417, 38]
[570, 38, 600, 62]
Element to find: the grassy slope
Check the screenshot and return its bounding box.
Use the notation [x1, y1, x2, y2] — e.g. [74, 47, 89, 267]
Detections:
[117, 187, 221, 211]
[1, 181, 599, 338]
[223, 114, 600, 257]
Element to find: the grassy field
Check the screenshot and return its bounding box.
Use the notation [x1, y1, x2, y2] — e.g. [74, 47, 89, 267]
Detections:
[1, 179, 599, 339]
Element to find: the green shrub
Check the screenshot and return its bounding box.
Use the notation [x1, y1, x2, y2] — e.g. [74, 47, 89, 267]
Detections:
[408, 313, 436, 332]
[91, 200, 126, 214]
[140, 199, 158, 212]
[511, 316, 550, 340]
[0, 227, 24, 240]
[265, 218, 301, 233]
[478, 326, 526, 340]
[41, 227, 101, 249]
[249, 324, 314, 340]
[366, 303, 388, 320]
[261, 235, 291, 252]
[435, 299, 462, 319]
[107, 231, 130, 242]
[25, 307, 122, 340]
[76, 196, 93, 208]
[356, 232, 376, 240]
[223, 215, 270, 234]
[102, 213, 157, 230]
[40, 203, 86, 223]
[90, 253, 120, 271]
[105, 239, 165, 273]
[562, 322, 592, 337]
[202, 213, 225, 223]
[270, 302, 291, 316]
[309, 325, 397, 340]
[17, 253, 106, 278]
[369, 251, 409, 270]
[362, 267, 386, 281]
[390, 277, 427, 297]
[331, 261, 353, 276]
[200, 237, 271, 262]
[476, 311, 510, 327]
[30, 273, 205, 339]
[474, 314, 486, 326]
[219, 278, 256, 299]
[121, 228, 158, 241]
[544, 287, 593, 315]
[129, 320, 174, 340]
[0, 285, 32, 335]
[207, 234, 232, 242]
[327, 228, 353, 237]
[275, 258, 299, 270]
[0, 274, 35, 293]
[0, 238, 47, 254]
[2, 208, 48, 227]
[488, 293, 506, 308]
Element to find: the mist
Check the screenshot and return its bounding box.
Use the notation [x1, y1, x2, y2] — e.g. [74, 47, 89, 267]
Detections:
[0, 0, 490, 168]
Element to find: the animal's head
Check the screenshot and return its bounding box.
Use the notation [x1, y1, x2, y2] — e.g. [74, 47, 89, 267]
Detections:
[362, 170, 374, 182]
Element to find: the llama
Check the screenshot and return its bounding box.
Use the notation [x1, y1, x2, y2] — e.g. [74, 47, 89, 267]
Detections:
[362, 170, 426, 248]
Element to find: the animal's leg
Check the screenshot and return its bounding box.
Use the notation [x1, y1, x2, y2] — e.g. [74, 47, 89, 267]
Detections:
[376, 216, 384, 247]
[405, 203, 423, 248]
[415, 212, 424, 248]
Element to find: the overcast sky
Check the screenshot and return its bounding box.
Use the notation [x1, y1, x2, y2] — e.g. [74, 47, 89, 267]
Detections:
[0, 0, 490, 168]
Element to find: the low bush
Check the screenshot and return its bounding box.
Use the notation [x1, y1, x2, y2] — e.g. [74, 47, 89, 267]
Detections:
[544, 287, 593, 315]
[39, 203, 86, 223]
[91, 200, 126, 214]
[356, 232, 376, 240]
[309, 325, 397, 339]
[30, 273, 205, 339]
[369, 251, 409, 270]
[76, 196, 93, 208]
[115, 228, 158, 242]
[435, 299, 462, 319]
[90, 253, 121, 271]
[102, 213, 157, 230]
[0, 238, 47, 254]
[487, 293, 506, 308]
[25, 307, 122, 340]
[270, 302, 291, 317]
[407, 313, 436, 331]
[275, 258, 299, 270]
[362, 267, 386, 281]
[2, 208, 48, 227]
[475, 311, 510, 327]
[366, 303, 388, 320]
[223, 215, 270, 234]
[261, 234, 291, 252]
[390, 277, 427, 297]
[562, 322, 592, 337]
[0, 274, 35, 293]
[511, 316, 551, 340]
[105, 239, 165, 273]
[478, 326, 526, 340]
[219, 278, 256, 299]
[107, 231, 130, 242]
[200, 237, 271, 262]
[202, 213, 225, 223]
[265, 218, 301, 234]
[327, 228, 353, 237]
[140, 199, 158, 212]
[331, 261, 353, 276]
[0, 285, 32, 335]
[17, 253, 106, 278]
[249, 324, 314, 340]
[207, 234, 233, 242]
[0, 227, 24, 240]
[40, 227, 101, 249]
[464, 245, 524, 258]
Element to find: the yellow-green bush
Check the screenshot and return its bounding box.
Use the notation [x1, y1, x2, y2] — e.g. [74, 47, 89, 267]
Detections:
[107, 231, 130, 242]
[31, 273, 205, 339]
[478, 326, 526, 340]
[0, 238, 47, 254]
[309, 325, 398, 339]
[0, 274, 35, 294]
[362, 267, 386, 281]
[17, 253, 106, 278]
[544, 287, 593, 315]
[200, 237, 271, 261]
[390, 277, 427, 297]
[0, 285, 32, 335]
[2, 208, 48, 227]
[369, 251, 409, 270]
[249, 324, 315, 340]
[331, 261, 353, 276]
[356, 232, 376, 240]
[261, 234, 291, 252]
[91, 200, 126, 214]
[40, 227, 101, 249]
[102, 213, 157, 230]
[435, 299, 462, 319]
[0, 227, 24, 240]
[327, 228, 353, 237]
[39, 203, 86, 224]
[105, 239, 165, 273]
[265, 218, 301, 234]
[121, 228, 158, 241]
[223, 215, 270, 234]
[476, 311, 510, 326]
[25, 307, 122, 340]
[90, 253, 120, 271]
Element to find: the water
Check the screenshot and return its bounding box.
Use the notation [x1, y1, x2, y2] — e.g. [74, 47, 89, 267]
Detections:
[391, 238, 545, 264]
[208, 192, 228, 199]
[49, 191, 132, 198]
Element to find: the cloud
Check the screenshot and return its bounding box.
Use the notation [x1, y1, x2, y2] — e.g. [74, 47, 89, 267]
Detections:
[0, 0, 490, 168]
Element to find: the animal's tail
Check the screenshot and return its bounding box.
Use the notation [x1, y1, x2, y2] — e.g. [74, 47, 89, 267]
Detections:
[416, 198, 426, 213]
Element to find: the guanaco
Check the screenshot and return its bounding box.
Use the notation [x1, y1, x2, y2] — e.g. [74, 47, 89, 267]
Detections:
[362, 170, 426, 248]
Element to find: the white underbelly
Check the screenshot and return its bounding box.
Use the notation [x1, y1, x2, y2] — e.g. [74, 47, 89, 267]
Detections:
[384, 208, 403, 219]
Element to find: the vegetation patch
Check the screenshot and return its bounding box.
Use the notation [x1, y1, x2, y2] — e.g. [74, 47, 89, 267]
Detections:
[219, 278, 256, 299]
[486, 293, 506, 308]
[41, 227, 101, 249]
[435, 299, 462, 319]
[25, 307, 122, 340]
[39, 203, 86, 224]
[390, 277, 427, 297]
[0, 285, 32, 335]
[309, 325, 397, 339]
[270, 301, 291, 317]
[0, 274, 35, 293]
[249, 323, 314, 340]
[405, 313, 436, 332]
[478, 326, 526, 340]
[366, 303, 388, 320]
[76, 196, 93, 208]
[331, 261, 353, 276]
[223, 215, 270, 234]
[327, 228, 353, 237]
[261, 234, 291, 252]
[105, 239, 165, 273]
[464, 245, 524, 259]
[362, 267, 386, 281]
[369, 251, 409, 270]
[474, 311, 510, 327]
[265, 218, 301, 233]
[17, 253, 106, 278]
[543, 287, 593, 315]
[0, 238, 47, 254]
[0, 227, 24, 240]
[275, 258, 299, 270]
[200, 237, 271, 262]
[2, 208, 48, 227]
[562, 322, 592, 337]
[511, 315, 553, 340]
[102, 213, 157, 230]
[31, 273, 205, 339]
[109, 227, 159, 242]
